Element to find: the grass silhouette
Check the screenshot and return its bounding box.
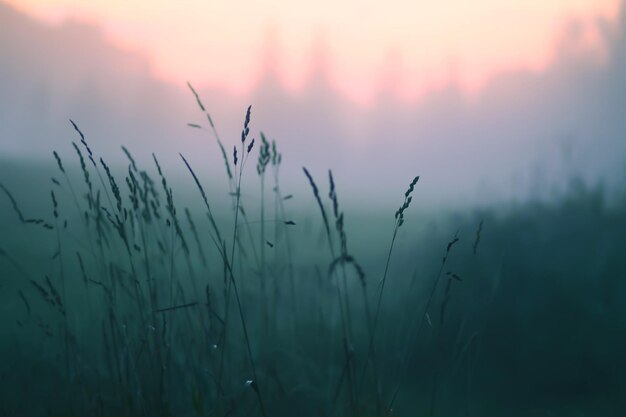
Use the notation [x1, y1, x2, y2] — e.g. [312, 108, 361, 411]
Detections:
[1, 94, 625, 417]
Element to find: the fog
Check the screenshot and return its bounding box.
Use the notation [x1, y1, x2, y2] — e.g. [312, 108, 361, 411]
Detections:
[3, 4, 626, 415]
[1, 1, 625, 208]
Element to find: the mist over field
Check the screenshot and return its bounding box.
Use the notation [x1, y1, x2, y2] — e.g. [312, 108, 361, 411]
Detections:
[2, 1, 625, 206]
[1, 1, 626, 416]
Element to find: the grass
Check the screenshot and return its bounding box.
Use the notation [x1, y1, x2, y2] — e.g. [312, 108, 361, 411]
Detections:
[1, 93, 626, 417]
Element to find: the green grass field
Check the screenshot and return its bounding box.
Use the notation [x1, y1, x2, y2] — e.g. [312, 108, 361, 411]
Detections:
[1, 103, 625, 417]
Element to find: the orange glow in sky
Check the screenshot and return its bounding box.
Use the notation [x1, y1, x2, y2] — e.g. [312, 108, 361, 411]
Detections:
[7, 0, 621, 103]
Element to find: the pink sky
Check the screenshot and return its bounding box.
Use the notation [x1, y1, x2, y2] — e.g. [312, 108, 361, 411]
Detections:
[7, 0, 621, 104]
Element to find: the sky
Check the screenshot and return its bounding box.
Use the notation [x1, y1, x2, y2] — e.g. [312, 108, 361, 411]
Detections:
[1, 0, 625, 208]
[6, 0, 621, 103]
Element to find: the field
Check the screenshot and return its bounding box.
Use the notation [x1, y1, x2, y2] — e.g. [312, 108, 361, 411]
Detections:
[1, 104, 626, 417]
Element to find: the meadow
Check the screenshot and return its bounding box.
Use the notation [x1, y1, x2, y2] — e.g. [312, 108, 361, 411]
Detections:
[1, 91, 625, 417]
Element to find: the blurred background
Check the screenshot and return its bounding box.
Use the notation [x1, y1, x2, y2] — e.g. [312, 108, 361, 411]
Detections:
[2, 1, 626, 416]
[1, 0, 625, 207]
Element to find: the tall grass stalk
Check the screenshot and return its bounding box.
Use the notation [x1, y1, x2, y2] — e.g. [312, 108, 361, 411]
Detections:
[303, 167, 358, 416]
[387, 232, 459, 412]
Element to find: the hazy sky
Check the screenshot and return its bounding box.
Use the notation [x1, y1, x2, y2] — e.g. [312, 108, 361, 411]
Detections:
[7, 0, 620, 103]
[1, 1, 624, 208]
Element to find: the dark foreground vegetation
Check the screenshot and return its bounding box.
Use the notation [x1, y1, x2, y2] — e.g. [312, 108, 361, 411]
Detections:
[1, 95, 625, 417]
